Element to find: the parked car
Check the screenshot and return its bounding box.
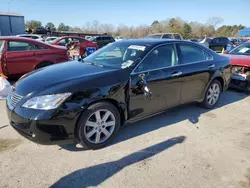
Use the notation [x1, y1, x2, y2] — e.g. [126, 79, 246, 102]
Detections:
[145, 33, 183, 40]
[88, 35, 115, 48]
[6, 39, 231, 149]
[16, 34, 45, 42]
[32, 27, 48, 35]
[115, 36, 126, 41]
[51, 36, 98, 56]
[45, 36, 59, 43]
[85, 36, 93, 40]
[0, 36, 68, 78]
[209, 37, 232, 53]
[199, 37, 213, 48]
[224, 41, 250, 93]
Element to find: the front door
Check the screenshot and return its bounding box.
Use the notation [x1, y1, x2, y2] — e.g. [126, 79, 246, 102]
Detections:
[129, 44, 183, 120]
[176, 43, 214, 104]
[6, 40, 38, 76]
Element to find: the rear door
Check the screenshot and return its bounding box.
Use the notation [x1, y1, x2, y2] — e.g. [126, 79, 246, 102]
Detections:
[5, 40, 38, 76]
[176, 43, 214, 104]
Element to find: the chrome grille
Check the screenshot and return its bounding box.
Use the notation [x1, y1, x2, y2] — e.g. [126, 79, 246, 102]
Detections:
[10, 91, 23, 107]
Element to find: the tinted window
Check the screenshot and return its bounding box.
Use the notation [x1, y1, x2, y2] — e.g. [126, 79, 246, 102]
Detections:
[163, 34, 173, 39]
[96, 37, 102, 41]
[178, 44, 207, 64]
[136, 44, 177, 72]
[77, 38, 86, 43]
[174, 34, 182, 40]
[31, 36, 39, 39]
[108, 37, 115, 42]
[7, 41, 35, 52]
[34, 44, 48, 50]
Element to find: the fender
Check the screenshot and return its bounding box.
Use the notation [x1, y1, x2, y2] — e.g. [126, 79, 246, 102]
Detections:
[201, 70, 225, 100]
[77, 82, 129, 124]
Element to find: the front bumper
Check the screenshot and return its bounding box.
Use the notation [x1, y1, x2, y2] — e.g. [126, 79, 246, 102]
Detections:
[230, 73, 250, 91]
[6, 95, 77, 145]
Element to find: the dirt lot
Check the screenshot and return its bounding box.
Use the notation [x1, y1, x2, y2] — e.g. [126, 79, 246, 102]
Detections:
[0, 90, 250, 188]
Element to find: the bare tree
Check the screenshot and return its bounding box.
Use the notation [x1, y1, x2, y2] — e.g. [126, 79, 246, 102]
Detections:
[206, 17, 224, 28]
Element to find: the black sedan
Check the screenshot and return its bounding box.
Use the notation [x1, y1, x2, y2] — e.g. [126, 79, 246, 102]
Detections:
[6, 39, 232, 149]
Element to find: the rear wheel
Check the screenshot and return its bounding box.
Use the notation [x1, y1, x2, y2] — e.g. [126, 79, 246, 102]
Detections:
[77, 102, 121, 150]
[201, 80, 222, 109]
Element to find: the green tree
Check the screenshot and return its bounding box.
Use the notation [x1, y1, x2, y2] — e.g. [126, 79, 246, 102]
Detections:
[45, 22, 56, 31]
[25, 20, 42, 30]
[181, 23, 192, 39]
[151, 20, 159, 27]
[57, 23, 71, 31]
[168, 18, 181, 33]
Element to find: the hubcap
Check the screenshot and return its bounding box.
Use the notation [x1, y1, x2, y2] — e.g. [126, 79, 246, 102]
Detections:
[84, 109, 116, 144]
[207, 83, 220, 105]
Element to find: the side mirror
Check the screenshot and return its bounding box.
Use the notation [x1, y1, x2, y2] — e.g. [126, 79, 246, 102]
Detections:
[138, 73, 152, 99]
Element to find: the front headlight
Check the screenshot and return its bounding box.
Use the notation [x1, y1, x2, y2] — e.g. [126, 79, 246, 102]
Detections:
[22, 93, 71, 110]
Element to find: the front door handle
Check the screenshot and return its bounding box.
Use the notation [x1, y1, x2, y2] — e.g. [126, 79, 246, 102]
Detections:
[171, 71, 182, 77]
[208, 64, 215, 69]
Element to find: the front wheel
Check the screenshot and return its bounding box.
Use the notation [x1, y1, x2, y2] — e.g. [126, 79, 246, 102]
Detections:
[77, 102, 121, 150]
[201, 80, 222, 109]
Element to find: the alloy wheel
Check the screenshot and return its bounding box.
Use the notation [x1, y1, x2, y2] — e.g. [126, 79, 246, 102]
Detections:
[207, 83, 220, 105]
[84, 109, 116, 144]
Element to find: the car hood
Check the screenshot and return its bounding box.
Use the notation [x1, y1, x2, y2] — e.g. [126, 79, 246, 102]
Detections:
[14, 61, 129, 96]
[224, 54, 250, 66]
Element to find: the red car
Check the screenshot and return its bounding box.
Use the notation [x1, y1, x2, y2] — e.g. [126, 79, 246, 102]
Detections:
[50, 36, 98, 56]
[224, 41, 250, 93]
[0, 37, 69, 78]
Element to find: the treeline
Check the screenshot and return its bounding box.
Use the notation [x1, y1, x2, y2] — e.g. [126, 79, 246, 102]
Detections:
[25, 17, 245, 38]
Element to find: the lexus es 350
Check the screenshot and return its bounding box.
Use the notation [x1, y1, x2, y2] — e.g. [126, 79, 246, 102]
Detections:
[6, 39, 232, 149]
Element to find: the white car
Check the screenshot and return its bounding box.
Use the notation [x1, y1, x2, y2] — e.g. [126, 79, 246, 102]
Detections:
[16, 34, 45, 42]
[45, 36, 59, 43]
[85, 36, 93, 40]
[115, 36, 125, 41]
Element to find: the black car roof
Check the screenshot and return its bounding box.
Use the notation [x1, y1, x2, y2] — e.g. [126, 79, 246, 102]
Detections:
[115, 39, 183, 46]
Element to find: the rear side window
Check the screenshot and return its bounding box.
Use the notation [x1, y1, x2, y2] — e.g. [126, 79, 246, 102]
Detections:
[7, 41, 35, 52]
[178, 44, 209, 64]
[174, 34, 182, 40]
[163, 34, 173, 39]
[31, 36, 39, 39]
[34, 44, 48, 50]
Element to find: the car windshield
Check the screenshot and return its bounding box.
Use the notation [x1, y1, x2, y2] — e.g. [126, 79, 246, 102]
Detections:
[229, 43, 250, 55]
[83, 42, 149, 69]
[145, 35, 162, 39]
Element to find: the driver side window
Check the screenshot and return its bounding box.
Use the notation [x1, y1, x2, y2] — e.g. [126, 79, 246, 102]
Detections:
[135, 44, 177, 72]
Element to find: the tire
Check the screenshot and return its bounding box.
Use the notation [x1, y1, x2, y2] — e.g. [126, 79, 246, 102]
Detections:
[77, 102, 121, 150]
[201, 79, 222, 109]
[35, 61, 53, 70]
[245, 83, 250, 94]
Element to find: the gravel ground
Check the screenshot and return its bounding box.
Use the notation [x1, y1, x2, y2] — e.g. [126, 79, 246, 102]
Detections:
[0, 90, 250, 188]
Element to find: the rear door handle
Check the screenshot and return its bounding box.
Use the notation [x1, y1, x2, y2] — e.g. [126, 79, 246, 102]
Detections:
[208, 64, 215, 69]
[171, 71, 182, 77]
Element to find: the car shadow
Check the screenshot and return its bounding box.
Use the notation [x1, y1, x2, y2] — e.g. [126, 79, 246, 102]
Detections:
[59, 90, 247, 152]
[51, 136, 186, 188]
[0, 125, 8, 130]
